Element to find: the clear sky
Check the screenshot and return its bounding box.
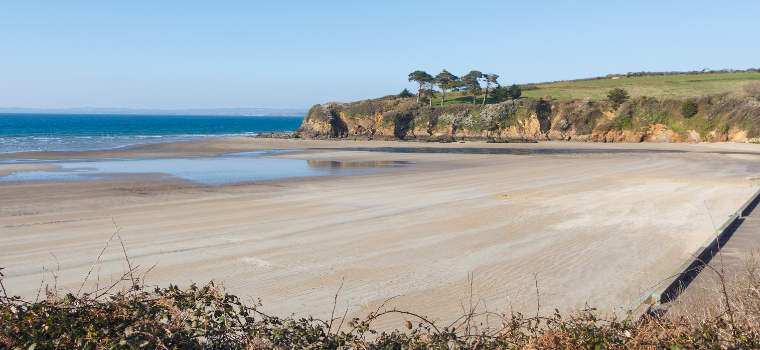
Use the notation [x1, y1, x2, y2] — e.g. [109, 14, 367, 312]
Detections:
[1, 0, 758, 110]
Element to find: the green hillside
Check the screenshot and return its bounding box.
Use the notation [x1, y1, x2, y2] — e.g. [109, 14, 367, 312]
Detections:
[522, 72, 760, 101]
[419, 72, 760, 105]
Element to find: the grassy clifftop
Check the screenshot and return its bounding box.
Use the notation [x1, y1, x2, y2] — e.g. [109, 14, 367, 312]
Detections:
[426, 72, 760, 105]
[523, 71, 760, 101]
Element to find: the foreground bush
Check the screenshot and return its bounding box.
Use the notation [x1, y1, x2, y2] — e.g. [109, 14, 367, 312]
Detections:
[2, 280, 759, 349]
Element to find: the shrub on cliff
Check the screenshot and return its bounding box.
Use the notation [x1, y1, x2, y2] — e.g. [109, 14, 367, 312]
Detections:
[563, 99, 602, 134]
[436, 104, 476, 129]
[714, 97, 760, 137]
[381, 110, 413, 130]
[679, 99, 699, 118]
[507, 84, 522, 100]
[489, 86, 509, 103]
[398, 88, 413, 98]
[438, 110, 472, 129]
[413, 105, 442, 128]
[395, 99, 425, 115]
[341, 100, 386, 118]
[481, 102, 512, 129]
[610, 114, 633, 131]
[490, 85, 522, 103]
[306, 103, 338, 123]
[554, 118, 571, 131]
[607, 88, 630, 107]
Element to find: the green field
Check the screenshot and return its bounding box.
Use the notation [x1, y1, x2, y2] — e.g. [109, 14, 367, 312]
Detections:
[426, 92, 483, 106]
[538, 72, 760, 88]
[420, 72, 760, 104]
[524, 72, 760, 101]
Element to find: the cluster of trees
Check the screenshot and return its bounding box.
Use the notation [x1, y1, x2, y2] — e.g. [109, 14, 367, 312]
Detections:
[406, 70, 521, 106]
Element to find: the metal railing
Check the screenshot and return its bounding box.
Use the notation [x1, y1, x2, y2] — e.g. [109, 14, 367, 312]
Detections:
[715, 210, 743, 230]
[615, 291, 658, 319]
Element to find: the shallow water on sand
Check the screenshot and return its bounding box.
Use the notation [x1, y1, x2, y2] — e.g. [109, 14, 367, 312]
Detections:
[338, 147, 689, 155]
[0, 150, 409, 185]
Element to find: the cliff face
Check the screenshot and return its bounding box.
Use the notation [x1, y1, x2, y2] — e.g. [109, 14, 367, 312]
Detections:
[295, 92, 760, 143]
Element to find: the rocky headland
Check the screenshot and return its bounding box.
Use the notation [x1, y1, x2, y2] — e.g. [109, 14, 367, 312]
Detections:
[286, 92, 760, 143]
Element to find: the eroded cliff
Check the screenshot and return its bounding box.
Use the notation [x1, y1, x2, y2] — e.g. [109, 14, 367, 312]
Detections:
[294, 92, 760, 143]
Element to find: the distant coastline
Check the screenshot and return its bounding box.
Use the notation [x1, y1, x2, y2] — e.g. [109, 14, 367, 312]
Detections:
[0, 107, 308, 116]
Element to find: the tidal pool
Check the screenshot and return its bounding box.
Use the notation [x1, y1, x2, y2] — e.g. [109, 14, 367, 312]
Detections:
[0, 150, 409, 185]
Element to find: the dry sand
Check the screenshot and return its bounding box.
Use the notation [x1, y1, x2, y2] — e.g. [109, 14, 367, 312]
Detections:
[2, 138, 760, 326]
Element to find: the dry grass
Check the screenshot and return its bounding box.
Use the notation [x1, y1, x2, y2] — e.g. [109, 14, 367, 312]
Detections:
[665, 249, 760, 330]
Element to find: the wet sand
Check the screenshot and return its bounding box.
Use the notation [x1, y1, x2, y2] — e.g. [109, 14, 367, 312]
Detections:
[2, 138, 760, 325]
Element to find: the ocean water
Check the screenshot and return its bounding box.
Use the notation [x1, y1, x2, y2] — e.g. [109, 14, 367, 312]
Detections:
[0, 114, 304, 153]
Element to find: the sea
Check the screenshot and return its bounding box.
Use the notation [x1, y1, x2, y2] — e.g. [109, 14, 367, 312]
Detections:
[0, 114, 305, 154]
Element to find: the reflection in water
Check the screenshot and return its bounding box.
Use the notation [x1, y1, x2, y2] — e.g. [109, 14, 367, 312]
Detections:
[0, 155, 411, 186]
[306, 160, 409, 169]
[337, 147, 689, 155]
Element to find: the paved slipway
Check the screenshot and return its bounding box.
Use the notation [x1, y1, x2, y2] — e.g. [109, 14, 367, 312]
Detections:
[1, 139, 760, 328]
[658, 187, 760, 313]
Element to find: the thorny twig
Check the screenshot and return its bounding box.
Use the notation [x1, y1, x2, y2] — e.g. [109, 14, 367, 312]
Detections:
[0, 267, 7, 301]
[327, 278, 344, 336]
[77, 226, 120, 297]
[703, 201, 735, 325]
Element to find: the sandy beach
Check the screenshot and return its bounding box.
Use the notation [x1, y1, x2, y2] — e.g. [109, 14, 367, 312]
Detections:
[2, 138, 760, 325]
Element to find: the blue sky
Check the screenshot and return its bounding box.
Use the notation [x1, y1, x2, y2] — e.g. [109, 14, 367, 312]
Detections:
[1, 0, 758, 110]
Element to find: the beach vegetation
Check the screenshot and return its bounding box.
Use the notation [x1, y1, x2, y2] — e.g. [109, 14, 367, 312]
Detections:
[3, 249, 760, 349]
